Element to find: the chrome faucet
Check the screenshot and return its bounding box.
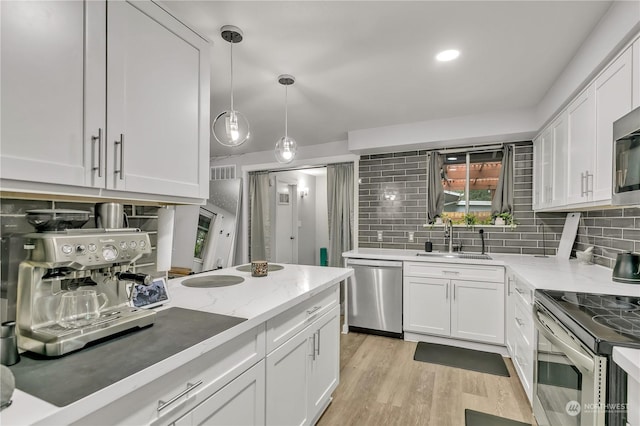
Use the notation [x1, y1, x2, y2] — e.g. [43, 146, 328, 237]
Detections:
[444, 219, 454, 253]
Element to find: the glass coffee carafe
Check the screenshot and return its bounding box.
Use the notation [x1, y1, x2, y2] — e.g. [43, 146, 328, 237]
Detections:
[56, 290, 108, 329]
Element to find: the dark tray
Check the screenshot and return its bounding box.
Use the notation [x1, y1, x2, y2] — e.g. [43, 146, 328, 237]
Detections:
[9, 307, 246, 407]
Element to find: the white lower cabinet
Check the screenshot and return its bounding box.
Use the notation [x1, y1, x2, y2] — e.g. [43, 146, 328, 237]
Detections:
[173, 360, 266, 426]
[403, 262, 505, 345]
[266, 304, 340, 426]
[506, 273, 535, 403]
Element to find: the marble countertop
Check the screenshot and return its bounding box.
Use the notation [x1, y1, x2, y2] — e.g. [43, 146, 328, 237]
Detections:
[344, 248, 640, 384]
[343, 248, 640, 297]
[0, 264, 353, 426]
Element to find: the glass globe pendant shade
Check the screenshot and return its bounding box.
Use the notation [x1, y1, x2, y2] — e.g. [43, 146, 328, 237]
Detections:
[212, 110, 250, 147]
[274, 135, 298, 164]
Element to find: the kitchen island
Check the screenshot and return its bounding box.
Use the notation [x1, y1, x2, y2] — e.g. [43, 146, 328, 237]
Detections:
[1, 264, 352, 426]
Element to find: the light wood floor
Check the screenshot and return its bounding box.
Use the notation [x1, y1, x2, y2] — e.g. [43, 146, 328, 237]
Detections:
[317, 331, 536, 426]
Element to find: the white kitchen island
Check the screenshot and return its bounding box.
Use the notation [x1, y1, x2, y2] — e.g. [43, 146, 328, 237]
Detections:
[0, 264, 352, 426]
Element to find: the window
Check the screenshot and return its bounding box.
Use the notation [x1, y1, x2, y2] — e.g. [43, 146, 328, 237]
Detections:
[441, 150, 503, 224]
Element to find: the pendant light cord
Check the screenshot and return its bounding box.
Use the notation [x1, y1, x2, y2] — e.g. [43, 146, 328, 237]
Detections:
[230, 41, 234, 112]
[284, 85, 288, 138]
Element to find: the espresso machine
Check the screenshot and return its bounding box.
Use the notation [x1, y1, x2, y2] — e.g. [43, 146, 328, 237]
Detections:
[16, 228, 156, 356]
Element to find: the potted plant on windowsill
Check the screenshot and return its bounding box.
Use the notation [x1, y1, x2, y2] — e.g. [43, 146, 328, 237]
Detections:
[494, 212, 515, 227]
[463, 213, 477, 227]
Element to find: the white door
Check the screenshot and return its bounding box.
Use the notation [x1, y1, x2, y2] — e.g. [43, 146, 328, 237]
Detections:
[180, 360, 266, 426]
[266, 325, 311, 426]
[540, 127, 553, 207]
[0, 1, 104, 187]
[308, 306, 340, 421]
[275, 182, 299, 264]
[566, 85, 596, 205]
[550, 112, 567, 207]
[594, 47, 633, 202]
[106, 1, 209, 199]
[403, 276, 450, 336]
[450, 280, 505, 344]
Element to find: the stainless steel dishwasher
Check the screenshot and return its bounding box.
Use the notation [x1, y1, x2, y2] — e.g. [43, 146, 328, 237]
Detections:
[346, 258, 403, 338]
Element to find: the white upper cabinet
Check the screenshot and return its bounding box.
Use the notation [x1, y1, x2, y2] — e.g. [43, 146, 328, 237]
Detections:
[0, 1, 99, 187]
[566, 84, 596, 205]
[0, 0, 210, 203]
[593, 46, 634, 202]
[535, 38, 636, 211]
[105, 1, 209, 199]
[634, 39, 640, 108]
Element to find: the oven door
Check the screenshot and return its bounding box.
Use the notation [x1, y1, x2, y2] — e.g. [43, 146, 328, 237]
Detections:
[533, 302, 607, 426]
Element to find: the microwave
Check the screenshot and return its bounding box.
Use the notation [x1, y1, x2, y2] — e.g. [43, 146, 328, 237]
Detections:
[612, 106, 640, 206]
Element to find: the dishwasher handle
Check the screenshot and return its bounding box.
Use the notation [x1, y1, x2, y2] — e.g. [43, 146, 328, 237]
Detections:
[346, 259, 403, 268]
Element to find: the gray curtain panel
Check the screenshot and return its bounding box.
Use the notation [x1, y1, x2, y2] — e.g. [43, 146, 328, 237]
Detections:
[491, 144, 514, 216]
[249, 172, 271, 261]
[426, 152, 445, 223]
[327, 163, 354, 267]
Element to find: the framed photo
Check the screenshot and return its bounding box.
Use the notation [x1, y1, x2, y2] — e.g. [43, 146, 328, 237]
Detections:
[278, 192, 290, 205]
[129, 277, 170, 309]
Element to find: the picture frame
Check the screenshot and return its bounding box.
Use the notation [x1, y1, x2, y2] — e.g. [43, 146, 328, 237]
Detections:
[278, 192, 290, 205]
[128, 277, 170, 309]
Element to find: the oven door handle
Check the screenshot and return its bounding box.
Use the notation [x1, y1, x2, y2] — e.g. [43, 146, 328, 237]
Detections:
[534, 310, 595, 373]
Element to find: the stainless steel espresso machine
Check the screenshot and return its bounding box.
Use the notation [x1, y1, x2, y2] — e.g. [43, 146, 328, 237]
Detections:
[17, 228, 156, 356]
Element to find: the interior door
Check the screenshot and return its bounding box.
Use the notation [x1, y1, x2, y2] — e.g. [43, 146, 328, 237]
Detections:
[274, 181, 298, 264]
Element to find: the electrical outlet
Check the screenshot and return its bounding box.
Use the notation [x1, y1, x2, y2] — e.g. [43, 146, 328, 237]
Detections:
[408, 232, 414, 242]
[377, 231, 383, 241]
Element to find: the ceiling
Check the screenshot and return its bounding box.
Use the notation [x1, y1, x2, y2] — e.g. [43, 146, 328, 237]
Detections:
[160, 1, 612, 158]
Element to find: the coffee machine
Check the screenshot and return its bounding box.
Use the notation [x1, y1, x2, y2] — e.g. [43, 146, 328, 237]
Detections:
[16, 228, 156, 356]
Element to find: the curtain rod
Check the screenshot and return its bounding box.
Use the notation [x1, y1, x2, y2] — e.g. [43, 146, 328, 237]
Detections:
[435, 143, 506, 155]
[249, 161, 353, 175]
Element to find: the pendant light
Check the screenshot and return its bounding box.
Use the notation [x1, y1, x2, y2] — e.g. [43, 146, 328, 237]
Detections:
[212, 25, 250, 147]
[274, 74, 297, 164]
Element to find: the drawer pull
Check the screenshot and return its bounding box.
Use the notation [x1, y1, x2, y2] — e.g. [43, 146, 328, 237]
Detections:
[157, 380, 203, 412]
[443, 270, 460, 275]
[309, 334, 317, 361]
[306, 306, 321, 316]
[515, 317, 525, 327]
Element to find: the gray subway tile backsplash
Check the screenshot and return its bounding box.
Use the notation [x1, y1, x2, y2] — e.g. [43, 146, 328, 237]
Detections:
[358, 142, 640, 268]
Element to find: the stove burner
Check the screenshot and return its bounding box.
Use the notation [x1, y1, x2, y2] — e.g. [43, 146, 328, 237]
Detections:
[592, 315, 640, 338]
[562, 294, 639, 311]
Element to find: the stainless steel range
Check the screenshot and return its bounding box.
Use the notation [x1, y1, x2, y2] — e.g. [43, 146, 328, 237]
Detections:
[534, 290, 640, 426]
[17, 228, 156, 356]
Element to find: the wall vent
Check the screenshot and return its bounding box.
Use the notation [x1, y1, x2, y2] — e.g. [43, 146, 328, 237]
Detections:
[210, 165, 236, 180]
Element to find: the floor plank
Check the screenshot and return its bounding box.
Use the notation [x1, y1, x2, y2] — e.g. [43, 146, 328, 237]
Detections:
[317, 331, 536, 426]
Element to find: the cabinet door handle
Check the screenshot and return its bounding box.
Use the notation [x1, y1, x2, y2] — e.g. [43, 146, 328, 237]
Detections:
[453, 283, 456, 300]
[586, 171, 593, 195]
[507, 277, 512, 296]
[306, 306, 321, 316]
[515, 287, 524, 295]
[445, 283, 449, 300]
[580, 172, 585, 197]
[157, 380, 203, 412]
[309, 334, 316, 361]
[91, 128, 103, 177]
[115, 133, 125, 180]
[316, 330, 321, 356]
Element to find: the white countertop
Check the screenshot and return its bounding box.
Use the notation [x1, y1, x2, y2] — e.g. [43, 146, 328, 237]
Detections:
[0, 264, 353, 426]
[343, 248, 640, 297]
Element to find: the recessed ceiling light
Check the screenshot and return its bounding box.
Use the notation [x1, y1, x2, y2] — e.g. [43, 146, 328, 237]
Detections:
[436, 50, 460, 62]
[447, 156, 458, 161]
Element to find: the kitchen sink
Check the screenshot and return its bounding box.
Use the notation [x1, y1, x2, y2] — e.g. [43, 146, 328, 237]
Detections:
[416, 251, 492, 260]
